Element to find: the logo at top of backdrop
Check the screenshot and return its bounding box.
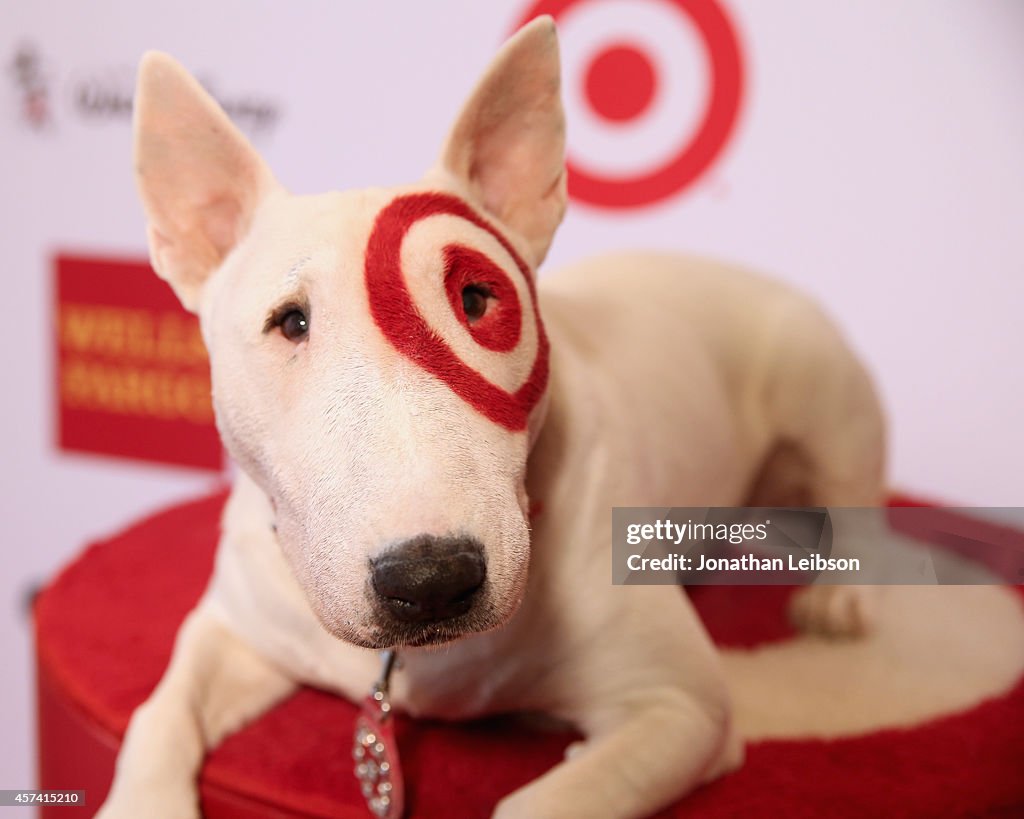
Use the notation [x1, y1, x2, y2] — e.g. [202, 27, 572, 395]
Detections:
[514, 0, 744, 209]
[9, 43, 52, 128]
[6, 43, 279, 137]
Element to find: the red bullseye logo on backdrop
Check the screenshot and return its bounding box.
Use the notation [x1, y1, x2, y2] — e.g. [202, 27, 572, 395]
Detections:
[365, 193, 549, 432]
[515, 0, 744, 208]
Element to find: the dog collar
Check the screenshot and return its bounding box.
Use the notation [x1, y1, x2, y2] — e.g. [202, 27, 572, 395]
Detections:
[353, 650, 404, 818]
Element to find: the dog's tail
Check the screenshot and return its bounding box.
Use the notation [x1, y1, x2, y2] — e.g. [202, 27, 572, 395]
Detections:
[719, 584, 1024, 740]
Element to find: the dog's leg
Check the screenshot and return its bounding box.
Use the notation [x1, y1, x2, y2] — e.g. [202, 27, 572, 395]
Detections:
[493, 585, 742, 819]
[494, 690, 741, 819]
[785, 372, 887, 639]
[96, 604, 296, 819]
[751, 295, 888, 637]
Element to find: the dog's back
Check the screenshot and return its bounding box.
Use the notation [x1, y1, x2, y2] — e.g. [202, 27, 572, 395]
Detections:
[537, 251, 875, 508]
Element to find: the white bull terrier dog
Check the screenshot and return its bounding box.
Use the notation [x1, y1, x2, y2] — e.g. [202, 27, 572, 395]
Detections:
[99, 17, 885, 819]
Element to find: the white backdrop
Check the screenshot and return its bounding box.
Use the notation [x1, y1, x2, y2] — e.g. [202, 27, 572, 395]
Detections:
[2, 0, 1022, 794]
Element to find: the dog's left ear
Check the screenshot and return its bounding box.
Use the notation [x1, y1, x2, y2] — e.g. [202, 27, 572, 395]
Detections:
[432, 16, 567, 269]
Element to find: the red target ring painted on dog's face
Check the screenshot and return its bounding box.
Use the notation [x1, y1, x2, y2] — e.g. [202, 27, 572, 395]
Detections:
[364, 193, 548, 432]
[443, 244, 523, 353]
[515, 0, 744, 208]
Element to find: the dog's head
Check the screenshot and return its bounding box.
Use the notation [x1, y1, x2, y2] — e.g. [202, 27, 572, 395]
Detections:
[132, 19, 565, 648]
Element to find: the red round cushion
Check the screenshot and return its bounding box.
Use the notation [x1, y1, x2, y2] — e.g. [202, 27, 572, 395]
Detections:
[35, 492, 1024, 817]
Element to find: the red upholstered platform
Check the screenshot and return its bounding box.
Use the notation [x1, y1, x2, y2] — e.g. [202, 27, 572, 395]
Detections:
[36, 492, 1024, 818]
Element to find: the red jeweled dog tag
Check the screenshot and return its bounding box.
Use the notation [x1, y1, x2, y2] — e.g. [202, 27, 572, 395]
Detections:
[353, 651, 403, 818]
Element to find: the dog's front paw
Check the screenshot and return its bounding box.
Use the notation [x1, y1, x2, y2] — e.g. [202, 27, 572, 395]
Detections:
[789, 584, 878, 638]
[494, 788, 582, 819]
[493, 793, 551, 819]
[95, 779, 199, 819]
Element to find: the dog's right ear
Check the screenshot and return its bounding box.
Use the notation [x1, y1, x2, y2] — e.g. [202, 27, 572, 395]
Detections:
[432, 17, 566, 270]
[133, 52, 278, 312]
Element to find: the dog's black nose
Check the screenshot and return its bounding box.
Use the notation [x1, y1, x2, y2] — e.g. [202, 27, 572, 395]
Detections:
[370, 535, 486, 624]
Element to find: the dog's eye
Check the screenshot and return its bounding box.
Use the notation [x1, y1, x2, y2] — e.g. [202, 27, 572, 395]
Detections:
[278, 309, 309, 341]
[461, 285, 490, 323]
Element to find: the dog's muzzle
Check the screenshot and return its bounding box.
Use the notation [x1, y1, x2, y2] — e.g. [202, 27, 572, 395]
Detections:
[370, 534, 486, 625]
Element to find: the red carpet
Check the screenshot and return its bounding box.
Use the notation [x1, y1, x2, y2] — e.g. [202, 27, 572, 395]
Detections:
[35, 491, 1024, 817]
